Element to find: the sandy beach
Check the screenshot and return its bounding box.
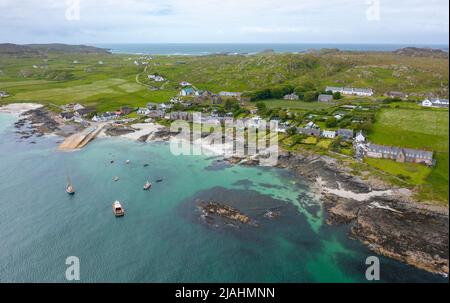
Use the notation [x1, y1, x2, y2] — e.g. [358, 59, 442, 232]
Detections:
[119, 123, 164, 141]
[0, 103, 43, 115]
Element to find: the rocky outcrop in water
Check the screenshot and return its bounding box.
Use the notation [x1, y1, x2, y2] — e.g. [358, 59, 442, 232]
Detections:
[198, 201, 258, 227]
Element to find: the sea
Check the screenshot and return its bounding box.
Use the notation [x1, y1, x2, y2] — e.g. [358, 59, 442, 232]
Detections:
[0, 113, 446, 282]
[95, 43, 449, 56]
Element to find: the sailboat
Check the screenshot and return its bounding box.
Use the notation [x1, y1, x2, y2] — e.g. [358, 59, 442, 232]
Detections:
[66, 176, 75, 195]
[143, 180, 152, 190]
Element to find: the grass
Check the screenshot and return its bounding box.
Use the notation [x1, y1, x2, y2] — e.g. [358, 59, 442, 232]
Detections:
[365, 158, 432, 185]
[261, 99, 338, 110]
[369, 107, 449, 203]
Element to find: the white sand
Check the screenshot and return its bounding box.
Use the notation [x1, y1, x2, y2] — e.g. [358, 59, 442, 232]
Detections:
[120, 123, 164, 141]
[316, 177, 394, 202]
[0, 103, 43, 115]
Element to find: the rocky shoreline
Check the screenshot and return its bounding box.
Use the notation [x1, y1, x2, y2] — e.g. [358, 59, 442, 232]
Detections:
[276, 151, 448, 276]
[4, 107, 448, 276]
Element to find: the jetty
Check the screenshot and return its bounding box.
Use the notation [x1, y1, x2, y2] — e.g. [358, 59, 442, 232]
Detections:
[58, 123, 107, 151]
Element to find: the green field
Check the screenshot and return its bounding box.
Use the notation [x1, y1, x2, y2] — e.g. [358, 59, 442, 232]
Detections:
[261, 99, 338, 111]
[369, 107, 449, 203]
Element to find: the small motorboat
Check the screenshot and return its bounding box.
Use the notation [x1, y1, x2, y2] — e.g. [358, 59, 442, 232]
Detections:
[66, 176, 75, 195]
[126, 160, 131, 164]
[113, 176, 120, 182]
[110, 160, 114, 164]
[143, 181, 152, 190]
[155, 178, 163, 183]
[112, 201, 125, 217]
[143, 164, 149, 167]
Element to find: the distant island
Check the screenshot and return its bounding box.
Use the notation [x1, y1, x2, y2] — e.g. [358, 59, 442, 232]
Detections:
[0, 43, 111, 55]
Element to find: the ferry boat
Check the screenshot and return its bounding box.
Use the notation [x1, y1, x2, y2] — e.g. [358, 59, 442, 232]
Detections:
[66, 177, 75, 195]
[112, 201, 125, 217]
[143, 181, 152, 190]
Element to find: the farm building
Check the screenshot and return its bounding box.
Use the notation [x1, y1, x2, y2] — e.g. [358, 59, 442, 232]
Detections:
[421, 98, 449, 108]
[326, 86, 373, 97]
[365, 143, 434, 166]
[284, 93, 299, 100]
[337, 129, 354, 140]
[297, 128, 321, 137]
[322, 130, 337, 139]
[219, 92, 242, 100]
[318, 94, 333, 102]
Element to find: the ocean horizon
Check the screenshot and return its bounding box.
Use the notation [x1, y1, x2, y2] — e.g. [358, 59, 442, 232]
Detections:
[94, 43, 450, 56]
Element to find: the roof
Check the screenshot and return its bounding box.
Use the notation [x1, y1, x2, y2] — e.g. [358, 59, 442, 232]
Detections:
[182, 87, 195, 93]
[337, 129, 354, 137]
[325, 86, 343, 92]
[318, 94, 333, 102]
[366, 143, 433, 159]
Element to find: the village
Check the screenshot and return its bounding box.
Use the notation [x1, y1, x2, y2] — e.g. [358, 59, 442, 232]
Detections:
[53, 82, 446, 167]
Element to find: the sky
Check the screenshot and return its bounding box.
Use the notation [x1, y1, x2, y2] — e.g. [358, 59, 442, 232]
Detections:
[0, 0, 448, 44]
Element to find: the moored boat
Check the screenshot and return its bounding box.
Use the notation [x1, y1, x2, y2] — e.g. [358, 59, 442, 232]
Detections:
[112, 201, 125, 217]
[66, 176, 75, 195]
[143, 181, 152, 190]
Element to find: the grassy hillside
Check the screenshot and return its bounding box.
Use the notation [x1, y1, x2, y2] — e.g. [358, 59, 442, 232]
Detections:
[1, 51, 448, 111]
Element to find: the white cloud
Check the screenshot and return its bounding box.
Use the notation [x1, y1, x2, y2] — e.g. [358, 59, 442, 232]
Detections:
[0, 0, 448, 44]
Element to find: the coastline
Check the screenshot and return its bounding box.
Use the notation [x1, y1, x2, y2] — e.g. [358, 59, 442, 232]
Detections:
[1, 103, 448, 277]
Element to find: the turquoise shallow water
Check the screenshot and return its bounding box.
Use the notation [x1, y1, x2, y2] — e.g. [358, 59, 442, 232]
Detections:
[0, 113, 445, 282]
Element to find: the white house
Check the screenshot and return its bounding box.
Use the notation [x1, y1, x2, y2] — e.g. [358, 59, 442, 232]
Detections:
[0, 91, 10, 98]
[355, 131, 366, 143]
[219, 92, 242, 100]
[73, 104, 85, 111]
[326, 86, 374, 97]
[180, 81, 192, 87]
[180, 87, 195, 96]
[305, 121, 317, 129]
[422, 98, 449, 108]
[148, 74, 165, 82]
[137, 108, 150, 115]
[322, 130, 336, 139]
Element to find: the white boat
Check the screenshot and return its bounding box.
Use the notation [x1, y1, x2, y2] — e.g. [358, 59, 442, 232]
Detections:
[143, 181, 152, 190]
[112, 201, 125, 217]
[66, 176, 75, 195]
[126, 160, 130, 164]
[113, 176, 120, 182]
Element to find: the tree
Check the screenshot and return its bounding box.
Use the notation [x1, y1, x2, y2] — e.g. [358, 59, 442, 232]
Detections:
[270, 87, 284, 99]
[304, 91, 318, 102]
[281, 85, 295, 95]
[325, 117, 338, 128]
[256, 102, 267, 114]
[286, 127, 297, 136]
[224, 99, 234, 111]
[333, 92, 342, 100]
[278, 110, 288, 120]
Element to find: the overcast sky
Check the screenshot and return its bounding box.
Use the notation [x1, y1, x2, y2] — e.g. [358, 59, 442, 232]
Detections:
[0, 0, 448, 44]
